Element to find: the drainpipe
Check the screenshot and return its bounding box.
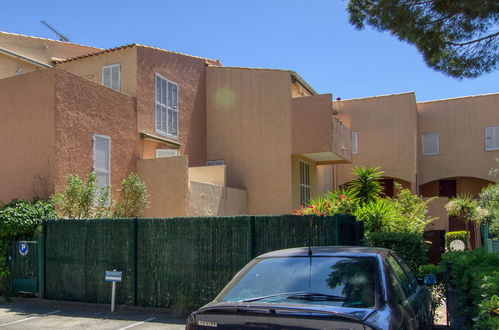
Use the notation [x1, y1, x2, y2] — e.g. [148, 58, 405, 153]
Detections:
[0, 47, 51, 68]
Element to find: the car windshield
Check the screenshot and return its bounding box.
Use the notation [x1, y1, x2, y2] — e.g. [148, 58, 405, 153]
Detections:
[216, 256, 377, 308]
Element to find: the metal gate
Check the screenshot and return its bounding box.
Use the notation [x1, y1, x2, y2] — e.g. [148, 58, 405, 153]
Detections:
[9, 241, 38, 294]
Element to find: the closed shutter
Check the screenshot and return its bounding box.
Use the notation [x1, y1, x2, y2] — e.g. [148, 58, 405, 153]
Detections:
[102, 64, 120, 91]
[352, 132, 358, 154]
[422, 133, 439, 155]
[155, 74, 179, 138]
[485, 126, 499, 151]
[93, 134, 111, 189]
[156, 149, 179, 158]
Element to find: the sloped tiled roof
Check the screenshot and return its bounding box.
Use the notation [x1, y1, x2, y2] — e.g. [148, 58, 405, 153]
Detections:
[56, 43, 221, 64]
[0, 31, 101, 52]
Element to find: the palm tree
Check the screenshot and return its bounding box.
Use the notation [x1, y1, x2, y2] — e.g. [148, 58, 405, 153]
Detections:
[348, 166, 384, 204]
[445, 194, 488, 249]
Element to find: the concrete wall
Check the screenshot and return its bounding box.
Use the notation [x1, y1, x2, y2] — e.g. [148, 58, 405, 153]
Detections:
[206, 67, 293, 214]
[291, 94, 333, 155]
[417, 93, 499, 185]
[188, 182, 247, 216]
[52, 69, 139, 198]
[188, 165, 226, 187]
[0, 31, 99, 64]
[0, 69, 56, 201]
[56, 46, 138, 97]
[137, 156, 189, 217]
[426, 197, 449, 231]
[0, 53, 42, 79]
[334, 92, 418, 190]
[136, 47, 208, 166]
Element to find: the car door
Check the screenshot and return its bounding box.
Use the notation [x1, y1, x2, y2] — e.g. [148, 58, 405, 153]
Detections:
[386, 254, 426, 329]
[392, 254, 432, 329]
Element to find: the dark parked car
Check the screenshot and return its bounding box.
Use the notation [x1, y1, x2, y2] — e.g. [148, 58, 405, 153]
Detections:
[186, 246, 435, 330]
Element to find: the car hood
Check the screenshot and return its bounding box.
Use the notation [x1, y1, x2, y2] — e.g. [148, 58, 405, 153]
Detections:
[198, 301, 376, 322]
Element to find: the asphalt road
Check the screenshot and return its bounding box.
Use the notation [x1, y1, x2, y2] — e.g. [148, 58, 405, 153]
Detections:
[0, 298, 185, 329]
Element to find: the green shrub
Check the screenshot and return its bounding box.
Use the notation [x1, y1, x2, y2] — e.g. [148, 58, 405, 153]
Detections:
[444, 231, 469, 251]
[0, 199, 56, 296]
[440, 249, 499, 328]
[364, 231, 429, 270]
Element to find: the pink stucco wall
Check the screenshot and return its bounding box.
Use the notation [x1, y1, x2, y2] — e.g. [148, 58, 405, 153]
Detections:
[136, 47, 208, 166]
[52, 69, 138, 197]
[0, 69, 56, 201]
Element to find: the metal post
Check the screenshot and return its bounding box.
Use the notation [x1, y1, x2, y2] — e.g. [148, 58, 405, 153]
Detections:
[38, 220, 46, 299]
[111, 269, 116, 312]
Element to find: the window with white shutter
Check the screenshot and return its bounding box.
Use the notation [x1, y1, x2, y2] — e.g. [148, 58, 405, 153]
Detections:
[93, 134, 111, 199]
[422, 133, 439, 155]
[155, 74, 179, 138]
[485, 126, 499, 151]
[102, 64, 120, 91]
[300, 160, 311, 206]
[156, 149, 179, 158]
[352, 132, 358, 154]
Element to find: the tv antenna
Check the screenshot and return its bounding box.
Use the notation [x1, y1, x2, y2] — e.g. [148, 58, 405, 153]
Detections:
[41, 21, 70, 42]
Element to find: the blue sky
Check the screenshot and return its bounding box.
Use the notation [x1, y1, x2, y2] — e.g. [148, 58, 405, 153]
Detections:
[1, 0, 497, 101]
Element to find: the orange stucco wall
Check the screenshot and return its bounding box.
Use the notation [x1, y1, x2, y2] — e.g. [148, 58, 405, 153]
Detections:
[291, 94, 333, 155]
[137, 156, 189, 217]
[0, 69, 56, 201]
[52, 69, 138, 198]
[136, 47, 208, 167]
[417, 93, 499, 185]
[55, 46, 138, 97]
[334, 92, 418, 190]
[206, 67, 293, 214]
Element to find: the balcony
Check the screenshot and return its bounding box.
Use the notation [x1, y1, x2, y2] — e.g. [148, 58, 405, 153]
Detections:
[292, 94, 352, 164]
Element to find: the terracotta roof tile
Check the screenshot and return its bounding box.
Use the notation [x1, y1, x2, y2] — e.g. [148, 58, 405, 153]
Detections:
[55, 43, 221, 64]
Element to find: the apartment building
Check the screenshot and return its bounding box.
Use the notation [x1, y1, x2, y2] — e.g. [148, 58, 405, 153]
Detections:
[0, 32, 352, 216]
[333, 92, 499, 258]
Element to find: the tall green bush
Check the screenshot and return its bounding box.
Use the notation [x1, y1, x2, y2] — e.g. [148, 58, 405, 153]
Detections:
[0, 199, 55, 296]
[364, 231, 429, 270]
[441, 249, 499, 329]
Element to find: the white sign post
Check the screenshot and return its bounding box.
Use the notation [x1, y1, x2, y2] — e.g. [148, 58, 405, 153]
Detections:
[105, 270, 122, 312]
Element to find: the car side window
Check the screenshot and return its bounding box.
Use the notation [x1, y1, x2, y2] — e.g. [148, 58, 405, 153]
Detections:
[392, 254, 419, 292]
[386, 255, 416, 299]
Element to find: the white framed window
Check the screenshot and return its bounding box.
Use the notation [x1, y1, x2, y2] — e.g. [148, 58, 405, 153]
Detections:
[300, 160, 311, 206]
[485, 126, 499, 151]
[323, 166, 331, 193]
[102, 63, 120, 91]
[156, 149, 179, 158]
[93, 134, 111, 197]
[422, 133, 439, 155]
[206, 160, 225, 166]
[352, 131, 358, 154]
[155, 74, 179, 138]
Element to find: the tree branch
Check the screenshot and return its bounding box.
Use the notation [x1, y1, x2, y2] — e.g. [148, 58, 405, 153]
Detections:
[448, 32, 499, 46]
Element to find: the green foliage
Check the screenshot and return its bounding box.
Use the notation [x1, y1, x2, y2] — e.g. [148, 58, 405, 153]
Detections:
[51, 172, 149, 219]
[390, 183, 436, 234]
[347, 0, 498, 78]
[416, 264, 446, 324]
[446, 194, 489, 247]
[0, 199, 55, 296]
[364, 231, 429, 270]
[348, 166, 384, 204]
[113, 174, 150, 218]
[51, 173, 98, 219]
[354, 198, 395, 232]
[475, 295, 499, 329]
[440, 249, 499, 327]
[479, 183, 499, 239]
[444, 231, 469, 250]
[293, 188, 359, 216]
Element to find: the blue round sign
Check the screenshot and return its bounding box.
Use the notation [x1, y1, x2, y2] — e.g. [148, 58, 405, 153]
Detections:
[18, 242, 28, 256]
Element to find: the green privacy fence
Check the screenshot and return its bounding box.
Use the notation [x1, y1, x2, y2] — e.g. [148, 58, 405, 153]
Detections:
[35, 214, 362, 308]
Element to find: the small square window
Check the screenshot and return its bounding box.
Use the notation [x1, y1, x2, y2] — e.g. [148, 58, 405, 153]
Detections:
[485, 126, 499, 151]
[102, 64, 120, 91]
[422, 133, 439, 155]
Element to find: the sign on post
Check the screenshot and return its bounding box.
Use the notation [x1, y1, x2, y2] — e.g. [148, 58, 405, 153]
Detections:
[18, 242, 29, 256]
[105, 270, 122, 312]
[105, 271, 122, 282]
